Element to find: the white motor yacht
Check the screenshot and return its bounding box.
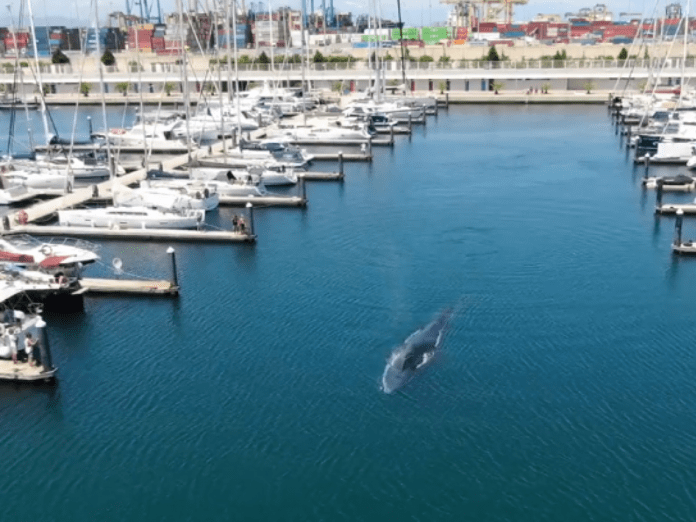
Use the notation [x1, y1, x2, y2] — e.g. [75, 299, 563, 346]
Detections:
[0, 234, 99, 275]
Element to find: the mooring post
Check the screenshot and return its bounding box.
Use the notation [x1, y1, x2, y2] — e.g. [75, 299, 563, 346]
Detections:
[300, 175, 306, 203]
[36, 318, 53, 374]
[245, 202, 255, 236]
[656, 178, 664, 210]
[408, 113, 412, 133]
[446, 92, 449, 109]
[367, 137, 373, 158]
[645, 153, 651, 177]
[87, 116, 93, 137]
[338, 151, 344, 178]
[390, 123, 394, 142]
[626, 124, 632, 148]
[166, 246, 179, 288]
[674, 208, 684, 246]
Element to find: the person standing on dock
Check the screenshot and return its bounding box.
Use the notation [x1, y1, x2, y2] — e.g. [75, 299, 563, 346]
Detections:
[6, 328, 18, 364]
[232, 215, 239, 232]
[238, 217, 246, 234]
[25, 334, 37, 367]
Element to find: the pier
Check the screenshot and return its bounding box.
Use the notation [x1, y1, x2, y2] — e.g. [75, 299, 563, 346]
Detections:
[4, 225, 254, 243]
[0, 360, 56, 382]
[78, 277, 179, 295]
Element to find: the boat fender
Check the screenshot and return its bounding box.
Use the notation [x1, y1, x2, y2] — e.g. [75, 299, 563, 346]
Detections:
[17, 210, 28, 225]
[111, 128, 127, 135]
[40, 245, 53, 257]
[195, 191, 202, 199]
[204, 188, 210, 198]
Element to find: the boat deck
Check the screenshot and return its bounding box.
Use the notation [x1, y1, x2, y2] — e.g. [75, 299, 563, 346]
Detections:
[0, 360, 56, 381]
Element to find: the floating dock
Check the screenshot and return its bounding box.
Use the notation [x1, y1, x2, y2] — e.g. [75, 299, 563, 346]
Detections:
[311, 152, 371, 161]
[299, 171, 344, 181]
[218, 195, 306, 207]
[78, 278, 178, 295]
[656, 204, 696, 215]
[0, 360, 56, 382]
[3, 225, 254, 243]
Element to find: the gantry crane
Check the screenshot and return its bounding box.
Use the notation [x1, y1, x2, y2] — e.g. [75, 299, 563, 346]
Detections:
[440, 0, 528, 27]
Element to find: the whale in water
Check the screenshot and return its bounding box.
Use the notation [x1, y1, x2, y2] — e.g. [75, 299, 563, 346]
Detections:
[382, 308, 452, 394]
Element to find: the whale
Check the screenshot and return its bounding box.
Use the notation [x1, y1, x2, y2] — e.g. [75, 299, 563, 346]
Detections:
[382, 308, 452, 394]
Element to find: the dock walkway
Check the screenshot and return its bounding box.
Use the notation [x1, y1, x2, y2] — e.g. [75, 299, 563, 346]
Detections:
[0, 360, 56, 381]
[5, 225, 254, 243]
[79, 278, 178, 295]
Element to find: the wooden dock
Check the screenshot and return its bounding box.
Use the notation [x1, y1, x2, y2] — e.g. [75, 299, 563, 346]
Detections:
[299, 171, 344, 181]
[79, 277, 178, 295]
[218, 195, 306, 207]
[656, 204, 696, 215]
[311, 152, 371, 161]
[3, 225, 254, 242]
[0, 360, 56, 382]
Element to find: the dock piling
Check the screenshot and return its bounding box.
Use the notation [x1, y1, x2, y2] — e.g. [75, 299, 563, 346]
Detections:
[338, 151, 344, 178]
[87, 116, 92, 137]
[674, 209, 684, 246]
[408, 114, 412, 134]
[246, 202, 255, 237]
[390, 124, 394, 142]
[446, 93, 449, 109]
[644, 154, 651, 177]
[368, 138, 373, 158]
[300, 175, 307, 203]
[166, 246, 179, 289]
[36, 318, 54, 375]
[656, 178, 664, 209]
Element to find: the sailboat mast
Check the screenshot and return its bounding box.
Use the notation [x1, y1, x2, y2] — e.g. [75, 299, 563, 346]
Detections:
[93, 0, 115, 179]
[178, 0, 193, 163]
[229, 0, 242, 135]
[25, 0, 50, 143]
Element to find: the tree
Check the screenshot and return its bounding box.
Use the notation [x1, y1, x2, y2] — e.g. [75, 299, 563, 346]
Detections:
[541, 82, 551, 94]
[164, 82, 176, 96]
[487, 45, 500, 62]
[257, 51, 270, 64]
[491, 81, 504, 94]
[79, 82, 92, 97]
[331, 81, 343, 93]
[384, 52, 394, 61]
[51, 49, 70, 64]
[419, 55, 434, 62]
[438, 55, 451, 63]
[313, 50, 325, 63]
[618, 47, 628, 60]
[238, 55, 252, 64]
[583, 81, 595, 94]
[644, 48, 650, 60]
[438, 81, 447, 94]
[115, 82, 130, 96]
[101, 49, 116, 66]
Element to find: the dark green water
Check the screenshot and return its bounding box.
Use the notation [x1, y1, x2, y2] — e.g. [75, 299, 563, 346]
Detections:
[2, 105, 696, 521]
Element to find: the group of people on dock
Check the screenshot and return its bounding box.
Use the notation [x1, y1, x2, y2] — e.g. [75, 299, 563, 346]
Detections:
[232, 215, 247, 234]
[0, 323, 40, 367]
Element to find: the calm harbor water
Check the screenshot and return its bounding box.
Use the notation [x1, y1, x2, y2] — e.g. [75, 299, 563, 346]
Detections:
[2, 104, 696, 521]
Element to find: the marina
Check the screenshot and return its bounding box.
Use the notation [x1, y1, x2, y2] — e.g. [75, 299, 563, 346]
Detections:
[6, 0, 696, 517]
